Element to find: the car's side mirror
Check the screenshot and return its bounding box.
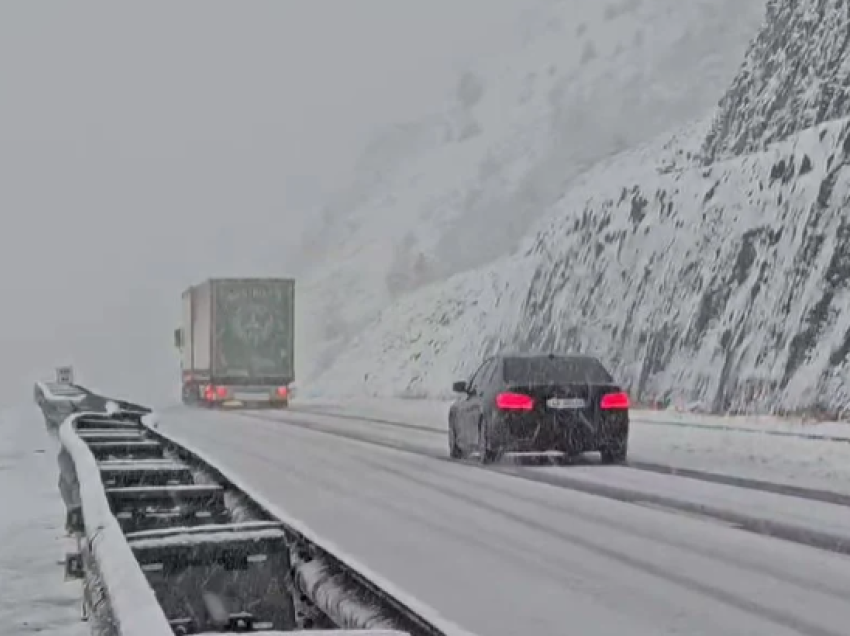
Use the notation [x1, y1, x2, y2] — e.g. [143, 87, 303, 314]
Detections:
[173, 328, 183, 349]
[452, 380, 468, 394]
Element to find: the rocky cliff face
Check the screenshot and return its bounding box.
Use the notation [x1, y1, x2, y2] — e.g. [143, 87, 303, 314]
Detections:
[316, 0, 850, 414]
[515, 119, 850, 414]
[704, 0, 850, 161]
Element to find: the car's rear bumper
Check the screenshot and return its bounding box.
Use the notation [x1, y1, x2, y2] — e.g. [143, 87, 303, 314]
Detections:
[489, 411, 628, 453]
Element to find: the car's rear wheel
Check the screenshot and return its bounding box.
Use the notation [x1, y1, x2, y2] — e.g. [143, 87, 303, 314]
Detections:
[553, 452, 573, 466]
[448, 419, 463, 459]
[478, 418, 498, 464]
[600, 437, 628, 464]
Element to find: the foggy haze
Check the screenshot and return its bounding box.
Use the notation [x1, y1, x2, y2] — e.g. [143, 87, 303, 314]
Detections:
[0, 0, 529, 404]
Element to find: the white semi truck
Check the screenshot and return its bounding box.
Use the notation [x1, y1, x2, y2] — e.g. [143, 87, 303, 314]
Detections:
[173, 278, 295, 408]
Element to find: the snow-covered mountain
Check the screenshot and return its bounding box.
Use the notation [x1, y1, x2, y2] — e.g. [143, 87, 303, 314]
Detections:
[313, 0, 850, 415]
[295, 0, 767, 379]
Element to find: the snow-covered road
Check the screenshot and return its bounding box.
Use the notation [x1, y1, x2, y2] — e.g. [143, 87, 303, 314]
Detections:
[284, 398, 850, 495]
[158, 404, 850, 636]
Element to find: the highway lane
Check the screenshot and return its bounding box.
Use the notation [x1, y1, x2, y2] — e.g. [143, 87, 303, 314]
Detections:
[160, 407, 850, 636]
[239, 407, 850, 539]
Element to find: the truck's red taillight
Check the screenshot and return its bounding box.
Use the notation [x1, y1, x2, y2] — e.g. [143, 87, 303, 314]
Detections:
[276, 386, 288, 397]
[203, 385, 228, 400]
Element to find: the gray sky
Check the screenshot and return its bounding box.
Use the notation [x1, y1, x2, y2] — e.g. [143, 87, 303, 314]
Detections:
[0, 1, 529, 404]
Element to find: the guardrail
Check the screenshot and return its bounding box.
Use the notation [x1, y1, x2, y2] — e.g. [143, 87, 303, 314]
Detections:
[34, 381, 450, 636]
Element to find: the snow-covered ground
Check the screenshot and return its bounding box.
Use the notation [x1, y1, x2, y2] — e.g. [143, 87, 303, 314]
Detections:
[158, 405, 850, 636]
[0, 406, 87, 636]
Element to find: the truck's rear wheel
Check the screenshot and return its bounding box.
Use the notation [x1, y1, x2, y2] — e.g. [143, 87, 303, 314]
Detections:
[181, 383, 198, 405]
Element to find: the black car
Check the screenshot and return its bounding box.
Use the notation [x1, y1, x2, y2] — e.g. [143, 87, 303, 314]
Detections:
[448, 353, 630, 464]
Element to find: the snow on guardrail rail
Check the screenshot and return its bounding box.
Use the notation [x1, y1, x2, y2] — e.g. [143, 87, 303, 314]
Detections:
[33, 381, 462, 636]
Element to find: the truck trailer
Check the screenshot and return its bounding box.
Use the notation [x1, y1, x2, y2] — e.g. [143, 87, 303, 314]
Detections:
[174, 278, 295, 408]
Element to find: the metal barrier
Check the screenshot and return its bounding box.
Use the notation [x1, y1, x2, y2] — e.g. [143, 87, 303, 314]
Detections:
[34, 381, 450, 636]
[35, 382, 171, 636]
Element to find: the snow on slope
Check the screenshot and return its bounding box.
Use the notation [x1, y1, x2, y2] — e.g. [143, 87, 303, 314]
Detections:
[314, 121, 706, 398]
[297, 0, 767, 379]
[317, 110, 850, 413]
[315, 0, 850, 414]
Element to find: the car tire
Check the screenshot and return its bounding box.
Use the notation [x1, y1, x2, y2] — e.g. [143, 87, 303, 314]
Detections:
[448, 419, 463, 459]
[478, 418, 498, 464]
[600, 438, 628, 464]
[553, 453, 572, 466]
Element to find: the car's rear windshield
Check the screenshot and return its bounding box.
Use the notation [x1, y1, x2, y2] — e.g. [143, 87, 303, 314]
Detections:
[503, 356, 613, 384]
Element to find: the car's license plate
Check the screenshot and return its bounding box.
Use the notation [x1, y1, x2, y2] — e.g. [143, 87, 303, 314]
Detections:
[547, 397, 586, 409]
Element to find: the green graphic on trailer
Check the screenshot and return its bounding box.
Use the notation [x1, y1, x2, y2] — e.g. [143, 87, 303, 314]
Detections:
[213, 281, 294, 377]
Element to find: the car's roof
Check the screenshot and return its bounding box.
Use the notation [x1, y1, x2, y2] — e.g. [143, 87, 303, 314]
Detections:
[496, 352, 602, 362]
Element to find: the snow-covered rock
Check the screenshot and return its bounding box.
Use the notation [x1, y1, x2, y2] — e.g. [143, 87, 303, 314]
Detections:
[704, 0, 850, 161]
[296, 0, 767, 380]
[315, 7, 850, 415]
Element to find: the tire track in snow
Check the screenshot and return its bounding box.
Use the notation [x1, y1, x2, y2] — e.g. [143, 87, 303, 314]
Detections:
[208, 411, 848, 636]
[285, 406, 850, 506]
[347, 453, 845, 636]
[239, 411, 850, 560]
[310, 433, 850, 604]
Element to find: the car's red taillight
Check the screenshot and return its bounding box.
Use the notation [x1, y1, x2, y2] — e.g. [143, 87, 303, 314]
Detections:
[600, 392, 630, 410]
[276, 386, 288, 397]
[496, 392, 534, 411]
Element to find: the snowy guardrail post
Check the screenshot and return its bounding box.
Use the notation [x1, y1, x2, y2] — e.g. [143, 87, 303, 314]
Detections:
[33, 382, 172, 636]
[35, 382, 86, 531]
[34, 380, 85, 429]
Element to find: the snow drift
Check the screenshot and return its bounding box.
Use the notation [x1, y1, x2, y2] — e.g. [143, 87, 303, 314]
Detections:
[313, 0, 850, 415]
